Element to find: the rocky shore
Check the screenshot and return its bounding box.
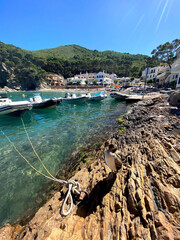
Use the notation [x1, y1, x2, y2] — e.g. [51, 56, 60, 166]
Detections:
[0, 94, 180, 240]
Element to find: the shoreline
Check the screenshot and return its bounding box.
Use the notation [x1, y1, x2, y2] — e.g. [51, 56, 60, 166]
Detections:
[0, 94, 180, 239]
[0, 86, 106, 93]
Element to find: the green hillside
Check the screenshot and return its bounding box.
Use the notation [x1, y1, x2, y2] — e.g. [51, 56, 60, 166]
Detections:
[0, 42, 159, 90]
[32, 44, 156, 78]
[32, 44, 94, 59]
[0, 41, 46, 90]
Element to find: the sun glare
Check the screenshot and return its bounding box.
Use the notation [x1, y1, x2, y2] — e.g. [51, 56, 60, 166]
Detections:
[156, 0, 170, 31]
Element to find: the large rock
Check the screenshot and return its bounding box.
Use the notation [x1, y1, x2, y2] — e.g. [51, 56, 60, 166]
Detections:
[168, 90, 180, 107]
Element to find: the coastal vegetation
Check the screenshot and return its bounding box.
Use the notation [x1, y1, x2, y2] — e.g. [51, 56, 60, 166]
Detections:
[0, 42, 46, 90]
[117, 115, 126, 132]
[151, 39, 180, 68]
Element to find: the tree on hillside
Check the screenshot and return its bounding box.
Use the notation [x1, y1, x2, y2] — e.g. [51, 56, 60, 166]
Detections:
[151, 39, 180, 68]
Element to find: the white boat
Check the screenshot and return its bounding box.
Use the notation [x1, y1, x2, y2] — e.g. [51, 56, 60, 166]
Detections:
[62, 93, 88, 103]
[0, 92, 32, 116]
[29, 94, 59, 109]
[87, 91, 107, 101]
[110, 92, 129, 100]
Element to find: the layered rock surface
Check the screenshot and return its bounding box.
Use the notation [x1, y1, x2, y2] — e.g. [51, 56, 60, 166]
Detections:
[0, 95, 180, 240]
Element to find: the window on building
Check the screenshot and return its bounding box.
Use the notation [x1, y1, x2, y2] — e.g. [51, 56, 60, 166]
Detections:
[176, 74, 178, 78]
[178, 77, 180, 84]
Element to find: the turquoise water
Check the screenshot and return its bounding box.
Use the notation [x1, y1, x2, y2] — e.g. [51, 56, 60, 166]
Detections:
[0, 91, 128, 227]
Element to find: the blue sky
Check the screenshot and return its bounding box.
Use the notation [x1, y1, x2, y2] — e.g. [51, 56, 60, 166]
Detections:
[0, 0, 179, 55]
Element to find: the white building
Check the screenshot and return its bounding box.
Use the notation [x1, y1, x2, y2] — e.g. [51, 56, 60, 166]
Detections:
[67, 76, 86, 85]
[109, 73, 117, 80]
[156, 64, 170, 86]
[86, 73, 96, 84]
[67, 71, 117, 85]
[142, 46, 180, 88]
[142, 67, 160, 81]
[67, 72, 87, 85]
[165, 73, 179, 87]
[94, 72, 114, 85]
[118, 77, 131, 86]
[171, 46, 180, 88]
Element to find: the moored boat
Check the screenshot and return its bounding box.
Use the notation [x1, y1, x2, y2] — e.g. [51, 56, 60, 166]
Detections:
[87, 91, 107, 101]
[0, 92, 32, 116]
[110, 92, 129, 100]
[62, 93, 88, 103]
[29, 94, 58, 109]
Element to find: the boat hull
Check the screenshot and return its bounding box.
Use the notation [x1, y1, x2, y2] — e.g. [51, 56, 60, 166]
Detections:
[31, 99, 57, 109]
[0, 103, 32, 116]
[62, 96, 88, 103]
[110, 92, 128, 100]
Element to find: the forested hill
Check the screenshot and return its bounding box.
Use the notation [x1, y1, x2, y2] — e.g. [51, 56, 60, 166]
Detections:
[32, 45, 94, 59]
[32, 44, 151, 77]
[0, 42, 46, 90]
[0, 41, 159, 90]
[32, 44, 146, 61]
[32, 44, 160, 79]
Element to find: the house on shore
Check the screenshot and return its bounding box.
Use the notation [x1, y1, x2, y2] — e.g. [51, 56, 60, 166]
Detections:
[142, 67, 160, 82]
[94, 72, 114, 85]
[47, 74, 64, 87]
[156, 64, 170, 86]
[118, 77, 131, 85]
[171, 46, 180, 88]
[67, 72, 88, 85]
[67, 71, 115, 85]
[142, 46, 180, 88]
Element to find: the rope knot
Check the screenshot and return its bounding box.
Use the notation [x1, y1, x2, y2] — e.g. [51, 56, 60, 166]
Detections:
[67, 180, 81, 195]
[61, 180, 82, 216]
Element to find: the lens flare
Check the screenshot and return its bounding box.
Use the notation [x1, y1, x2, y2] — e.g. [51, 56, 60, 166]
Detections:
[132, 14, 145, 34]
[156, 0, 169, 31]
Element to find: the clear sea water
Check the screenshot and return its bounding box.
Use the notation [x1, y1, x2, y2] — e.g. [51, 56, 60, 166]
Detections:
[0, 91, 128, 227]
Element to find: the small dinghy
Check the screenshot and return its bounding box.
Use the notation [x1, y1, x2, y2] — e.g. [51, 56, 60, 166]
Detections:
[0, 92, 32, 116]
[88, 91, 107, 101]
[62, 93, 88, 103]
[29, 93, 57, 109]
[110, 92, 129, 100]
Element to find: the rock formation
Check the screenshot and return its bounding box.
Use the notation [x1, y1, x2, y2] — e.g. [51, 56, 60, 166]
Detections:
[168, 90, 180, 107]
[0, 95, 180, 240]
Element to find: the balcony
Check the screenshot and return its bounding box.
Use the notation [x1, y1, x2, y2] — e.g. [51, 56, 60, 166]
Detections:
[171, 58, 180, 73]
[156, 72, 167, 80]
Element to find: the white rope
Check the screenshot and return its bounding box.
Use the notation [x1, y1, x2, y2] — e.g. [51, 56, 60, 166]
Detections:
[0, 126, 82, 217]
[61, 180, 81, 216]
